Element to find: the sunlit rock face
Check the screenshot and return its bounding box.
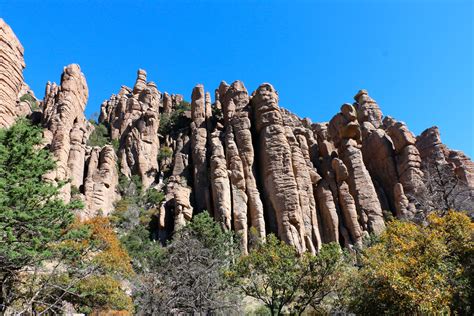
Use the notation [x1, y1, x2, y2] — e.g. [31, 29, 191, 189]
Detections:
[1, 19, 473, 249]
[0, 18, 27, 128]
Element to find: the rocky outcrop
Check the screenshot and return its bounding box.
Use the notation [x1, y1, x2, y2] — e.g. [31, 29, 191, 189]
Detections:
[83, 145, 120, 217]
[329, 103, 385, 234]
[354, 89, 383, 129]
[190, 84, 211, 213]
[100, 69, 160, 189]
[2, 17, 473, 252]
[209, 130, 232, 230]
[42, 64, 90, 201]
[0, 19, 27, 128]
[332, 158, 363, 246]
[223, 81, 266, 253]
[417, 126, 474, 188]
[252, 83, 305, 253]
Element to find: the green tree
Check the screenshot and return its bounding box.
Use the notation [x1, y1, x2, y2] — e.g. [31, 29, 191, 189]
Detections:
[133, 212, 241, 314]
[0, 120, 133, 314]
[87, 122, 110, 147]
[347, 211, 473, 315]
[228, 234, 345, 315]
[0, 119, 81, 311]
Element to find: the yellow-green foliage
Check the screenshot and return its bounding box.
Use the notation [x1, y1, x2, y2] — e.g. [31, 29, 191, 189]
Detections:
[75, 275, 133, 314]
[349, 211, 473, 314]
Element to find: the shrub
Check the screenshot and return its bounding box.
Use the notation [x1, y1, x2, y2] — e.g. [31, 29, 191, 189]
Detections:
[87, 123, 110, 147]
[157, 146, 173, 162]
[144, 188, 165, 206]
[20, 93, 39, 110]
[158, 101, 191, 135]
[228, 235, 345, 315]
[347, 211, 473, 314]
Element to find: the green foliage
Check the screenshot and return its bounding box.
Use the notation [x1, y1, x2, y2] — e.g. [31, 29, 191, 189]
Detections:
[185, 211, 236, 256]
[73, 275, 134, 314]
[228, 235, 345, 315]
[118, 174, 144, 199]
[71, 185, 81, 196]
[158, 101, 191, 135]
[87, 122, 110, 147]
[133, 212, 241, 314]
[144, 188, 165, 206]
[157, 146, 173, 162]
[0, 119, 133, 313]
[347, 211, 473, 314]
[0, 118, 81, 273]
[120, 225, 164, 272]
[19, 93, 38, 110]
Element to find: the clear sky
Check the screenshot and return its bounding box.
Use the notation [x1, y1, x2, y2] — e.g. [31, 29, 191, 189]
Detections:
[1, 0, 473, 157]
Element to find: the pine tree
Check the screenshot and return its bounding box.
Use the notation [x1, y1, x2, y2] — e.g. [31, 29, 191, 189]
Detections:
[0, 119, 81, 311]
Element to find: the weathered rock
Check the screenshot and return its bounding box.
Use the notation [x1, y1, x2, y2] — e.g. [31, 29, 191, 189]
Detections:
[354, 89, 383, 128]
[340, 139, 385, 234]
[385, 118, 424, 198]
[190, 84, 211, 213]
[252, 83, 305, 253]
[0, 19, 26, 128]
[133, 69, 148, 94]
[328, 103, 361, 147]
[315, 177, 339, 244]
[393, 182, 410, 218]
[100, 70, 160, 189]
[42, 64, 90, 201]
[416, 126, 474, 188]
[225, 82, 266, 242]
[360, 122, 399, 213]
[286, 127, 320, 253]
[209, 130, 232, 230]
[332, 158, 363, 245]
[83, 145, 120, 218]
[294, 128, 322, 250]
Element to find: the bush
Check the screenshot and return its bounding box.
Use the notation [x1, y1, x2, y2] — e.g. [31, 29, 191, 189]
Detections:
[158, 101, 191, 135]
[133, 212, 241, 314]
[87, 123, 110, 147]
[20, 93, 38, 110]
[144, 188, 165, 206]
[0, 119, 81, 312]
[347, 211, 473, 314]
[157, 146, 173, 162]
[228, 235, 345, 315]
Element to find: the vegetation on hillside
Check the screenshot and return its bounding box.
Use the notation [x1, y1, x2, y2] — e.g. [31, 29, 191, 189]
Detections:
[0, 119, 131, 314]
[158, 101, 191, 135]
[0, 119, 472, 314]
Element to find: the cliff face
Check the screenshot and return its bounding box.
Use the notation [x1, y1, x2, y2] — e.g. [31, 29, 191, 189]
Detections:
[1, 19, 473, 250]
[0, 19, 28, 128]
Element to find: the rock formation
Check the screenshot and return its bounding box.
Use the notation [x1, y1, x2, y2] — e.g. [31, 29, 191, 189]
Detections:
[0, 18, 27, 128]
[83, 145, 120, 217]
[100, 69, 160, 189]
[252, 83, 306, 253]
[1, 18, 473, 252]
[41, 64, 90, 201]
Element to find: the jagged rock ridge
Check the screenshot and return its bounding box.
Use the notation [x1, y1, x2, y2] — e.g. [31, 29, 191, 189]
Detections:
[1, 19, 473, 251]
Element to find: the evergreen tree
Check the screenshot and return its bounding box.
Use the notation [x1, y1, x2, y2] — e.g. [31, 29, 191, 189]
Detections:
[0, 119, 80, 311]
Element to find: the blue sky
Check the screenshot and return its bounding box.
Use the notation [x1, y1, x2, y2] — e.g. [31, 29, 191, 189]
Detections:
[1, 0, 473, 157]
